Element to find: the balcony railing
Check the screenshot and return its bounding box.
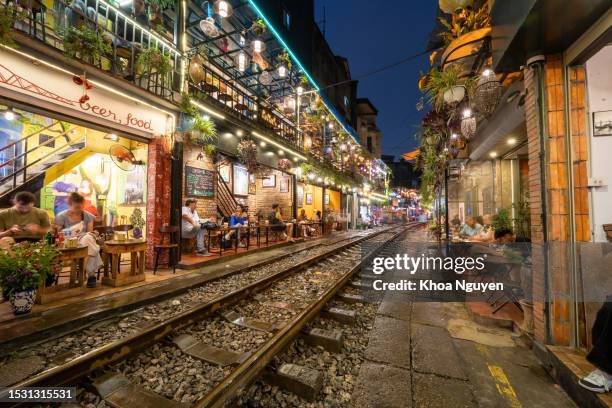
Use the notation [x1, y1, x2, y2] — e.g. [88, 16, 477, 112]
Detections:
[3, 0, 181, 99]
[189, 61, 302, 149]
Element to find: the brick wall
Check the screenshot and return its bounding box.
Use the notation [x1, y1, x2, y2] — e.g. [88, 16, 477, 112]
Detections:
[248, 169, 293, 219]
[145, 139, 172, 269]
[525, 55, 587, 345]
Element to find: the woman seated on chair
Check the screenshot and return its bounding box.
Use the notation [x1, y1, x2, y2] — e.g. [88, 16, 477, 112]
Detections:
[268, 204, 294, 242]
[225, 206, 247, 248]
[53, 192, 103, 289]
[297, 209, 315, 237]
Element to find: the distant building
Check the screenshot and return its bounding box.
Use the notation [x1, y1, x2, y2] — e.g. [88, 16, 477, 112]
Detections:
[356, 99, 382, 159]
[381, 155, 420, 189]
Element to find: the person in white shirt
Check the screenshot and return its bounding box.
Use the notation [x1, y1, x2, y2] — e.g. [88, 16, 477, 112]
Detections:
[182, 199, 210, 256]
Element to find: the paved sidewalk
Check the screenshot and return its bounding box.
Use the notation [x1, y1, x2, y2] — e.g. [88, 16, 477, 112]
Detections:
[351, 231, 576, 408]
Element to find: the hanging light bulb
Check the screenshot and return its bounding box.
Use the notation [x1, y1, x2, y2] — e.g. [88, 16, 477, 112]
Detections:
[278, 64, 287, 78]
[213, 0, 233, 18]
[4, 110, 15, 121]
[237, 52, 248, 72]
[252, 38, 266, 53]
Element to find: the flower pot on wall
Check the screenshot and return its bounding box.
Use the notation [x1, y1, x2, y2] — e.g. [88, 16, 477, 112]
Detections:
[9, 288, 36, 315]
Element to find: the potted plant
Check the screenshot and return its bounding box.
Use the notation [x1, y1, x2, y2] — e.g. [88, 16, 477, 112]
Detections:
[492, 208, 513, 232]
[62, 25, 111, 66]
[147, 0, 174, 26]
[251, 18, 266, 36]
[0, 5, 26, 48]
[178, 93, 218, 145]
[130, 208, 145, 239]
[0, 242, 59, 315]
[422, 65, 476, 111]
[135, 45, 173, 87]
[438, 5, 490, 47]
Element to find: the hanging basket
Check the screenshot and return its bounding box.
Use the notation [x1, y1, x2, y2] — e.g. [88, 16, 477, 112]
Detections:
[277, 158, 291, 170]
[443, 85, 466, 105]
[237, 139, 258, 173]
[473, 71, 502, 116]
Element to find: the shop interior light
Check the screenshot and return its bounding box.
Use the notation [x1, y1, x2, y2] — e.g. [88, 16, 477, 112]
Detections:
[308, 173, 315, 180]
[236, 129, 244, 136]
[490, 151, 497, 158]
[278, 149, 284, 155]
[203, 114, 210, 120]
[507, 137, 516, 145]
[3, 108, 18, 121]
[259, 141, 266, 147]
[252, 39, 265, 53]
[213, 0, 233, 18]
[317, 177, 323, 183]
[237, 52, 248, 72]
[293, 157, 299, 162]
[104, 133, 119, 141]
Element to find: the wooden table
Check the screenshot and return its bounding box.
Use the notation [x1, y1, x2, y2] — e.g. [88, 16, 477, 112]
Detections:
[101, 239, 147, 287]
[37, 245, 87, 304]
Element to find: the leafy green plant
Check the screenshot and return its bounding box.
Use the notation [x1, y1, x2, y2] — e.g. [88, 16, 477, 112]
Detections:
[136, 46, 172, 80]
[438, 6, 490, 46]
[492, 208, 513, 232]
[0, 5, 26, 48]
[253, 18, 266, 34]
[0, 242, 60, 295]
[202, 143, 216, 156]
[422, 65, 476, 111]
[62, 25, 111, 65]
[147, 0, 174, 10]
[277, 51, 292, 69]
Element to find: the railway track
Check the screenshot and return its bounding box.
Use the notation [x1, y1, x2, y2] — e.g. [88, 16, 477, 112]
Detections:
[1, 224, 420, 407]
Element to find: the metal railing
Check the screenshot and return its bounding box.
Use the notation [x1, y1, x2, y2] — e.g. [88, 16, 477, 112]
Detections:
[3, 0, 181, 99]
[189, 61, 301, 149]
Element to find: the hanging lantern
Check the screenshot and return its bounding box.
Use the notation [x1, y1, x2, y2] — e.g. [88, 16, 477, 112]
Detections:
[259, 70, 272, 85]
[473, 69, 502, 116]
[200, 2, 219, 37]
[252, 38, 266, 53]
[237, 139, 258, 173]
[237, 52, 248, 72]
[460, 108, 476, 139]
[278, 64, 287, 78]
[438, 0, 473, 14]
[188, 53, 206, 84]
[213, 0, 233, 18]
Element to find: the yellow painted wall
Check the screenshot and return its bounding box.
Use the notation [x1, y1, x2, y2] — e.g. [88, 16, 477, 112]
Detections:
[301, 184, 323, 219]
[326, 189, 341, 212]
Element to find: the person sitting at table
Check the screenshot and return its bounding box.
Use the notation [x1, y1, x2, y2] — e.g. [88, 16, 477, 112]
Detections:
[297, 209, 315, 237]
[53, 192, 103, 288]
[225, 205, 247, 248]
[181, 199, 210, 256]
[459, 217, 482, 239]
[472, 214, 495, 243]
[494, 228, 515, 244]
[268, 204, 293, 242]
[0, 191, 50, 250]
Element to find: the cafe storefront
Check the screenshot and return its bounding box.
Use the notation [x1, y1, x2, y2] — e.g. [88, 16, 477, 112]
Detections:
[0, 46, 175, 269]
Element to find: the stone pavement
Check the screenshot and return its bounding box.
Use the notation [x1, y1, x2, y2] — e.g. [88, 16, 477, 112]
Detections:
[351, 297, 577, 408]
[351, 230, 577, 408]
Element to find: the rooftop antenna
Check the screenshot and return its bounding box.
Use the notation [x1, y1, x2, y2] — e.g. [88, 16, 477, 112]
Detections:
[317, 5, 326, 37]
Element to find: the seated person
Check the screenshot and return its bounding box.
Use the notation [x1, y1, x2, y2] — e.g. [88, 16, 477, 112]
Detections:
[297, 209, 315, 237]
[268, 204, 293, 241]
[494, 228, 515, 244]
[181, 199, 210, 256]
[53, 192, 103, 288]
[459, 217, 482, 240]
[580, 297, 612, 393]
[472, 214, 495, 242]
[0, 191, 50, 250]
[225, 205, 247, 248]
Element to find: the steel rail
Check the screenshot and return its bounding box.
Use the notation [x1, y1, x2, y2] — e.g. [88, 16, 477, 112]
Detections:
[1, 226, 403, 406]
[195, 225, 413, 407]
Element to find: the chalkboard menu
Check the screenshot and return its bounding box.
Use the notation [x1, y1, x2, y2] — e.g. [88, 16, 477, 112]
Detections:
[185, 166, 214, 198]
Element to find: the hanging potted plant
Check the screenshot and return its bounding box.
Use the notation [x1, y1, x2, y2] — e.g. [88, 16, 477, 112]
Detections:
[147, 0, 174, 26]
[251, 18, 267, 36]
[0, 242, 59, 315]
[189, 116, 217, 145]
[129, 208, 146, 239]
[422, 65, 476, 111]
[237, 138, 258, 173]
